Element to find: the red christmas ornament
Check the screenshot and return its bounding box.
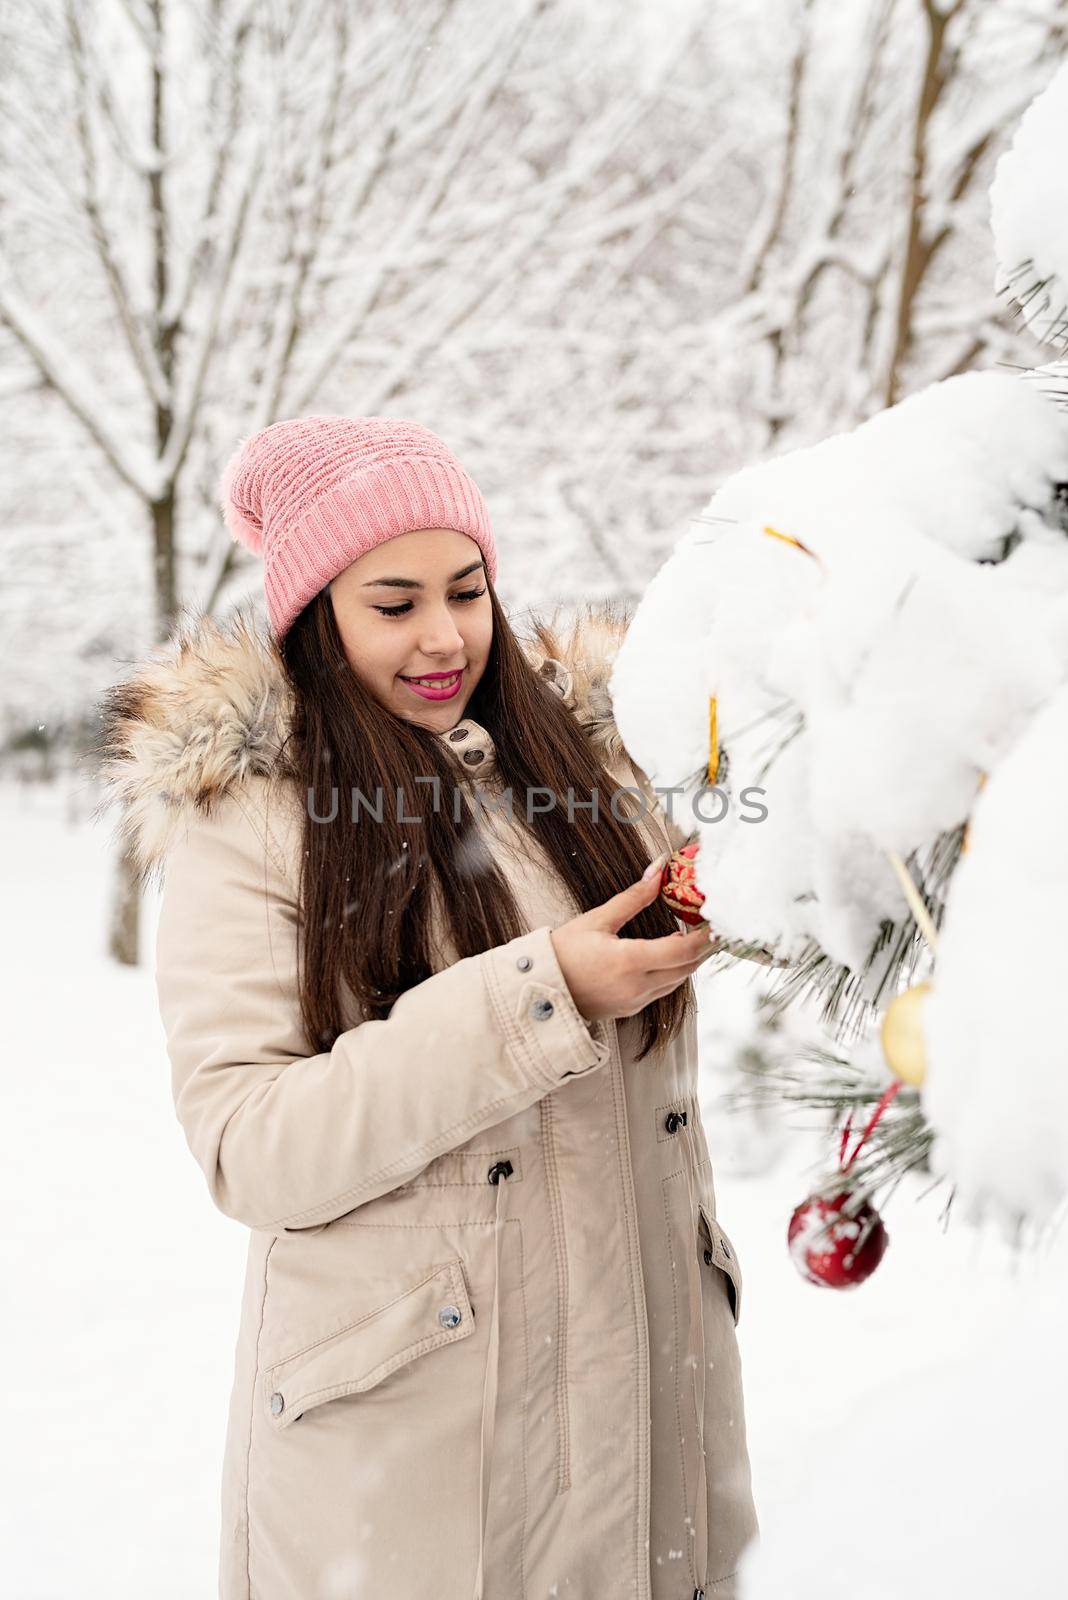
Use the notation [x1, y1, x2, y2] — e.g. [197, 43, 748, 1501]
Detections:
[659, 841, 707, 926]
[786, 1081, 900, 1290]
[787, 1191, 888, 1288]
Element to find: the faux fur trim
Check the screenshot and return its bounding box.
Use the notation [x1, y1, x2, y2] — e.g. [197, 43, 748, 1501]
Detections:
[524, 597, 631, 769]
[91, 596, 633, 883]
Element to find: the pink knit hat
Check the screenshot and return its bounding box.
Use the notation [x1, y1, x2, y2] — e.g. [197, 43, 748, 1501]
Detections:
[218, 415, 498, 640]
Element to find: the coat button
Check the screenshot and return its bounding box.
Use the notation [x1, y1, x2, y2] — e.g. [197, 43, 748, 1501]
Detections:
[531, 998, 554, 1020]
[488, 1159, 514, 1184]
[665, 1111, 681, 1133]
[516, 954, 532, 971]
[703, 1247, 714, 1265]
[270, 1391, 284, 1416]
[438, 1304, 462, 1329]
[463, 748, 485, 765]
[449, 727, 469, 741]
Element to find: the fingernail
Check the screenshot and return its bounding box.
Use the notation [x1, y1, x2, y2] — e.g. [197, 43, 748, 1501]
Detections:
[642, 852, 668, 881]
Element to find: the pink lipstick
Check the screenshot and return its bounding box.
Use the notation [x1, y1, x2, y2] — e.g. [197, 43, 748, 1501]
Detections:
[400, 669, 464, 701]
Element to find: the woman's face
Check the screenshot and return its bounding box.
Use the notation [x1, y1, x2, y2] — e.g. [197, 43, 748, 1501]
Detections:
[329, 528, 493, 730]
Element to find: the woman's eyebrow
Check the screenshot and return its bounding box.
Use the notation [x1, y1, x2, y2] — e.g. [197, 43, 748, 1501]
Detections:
[361, 559, 485, 590]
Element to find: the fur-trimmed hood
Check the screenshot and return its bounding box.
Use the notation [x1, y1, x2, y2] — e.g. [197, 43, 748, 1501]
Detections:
[91, 598, 633, 883]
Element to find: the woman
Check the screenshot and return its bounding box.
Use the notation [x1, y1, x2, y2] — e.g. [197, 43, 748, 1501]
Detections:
[97, 416, 759, 1600]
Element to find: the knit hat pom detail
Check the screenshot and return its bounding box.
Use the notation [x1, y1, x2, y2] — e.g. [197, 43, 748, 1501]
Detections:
[218, 438, 264, 555]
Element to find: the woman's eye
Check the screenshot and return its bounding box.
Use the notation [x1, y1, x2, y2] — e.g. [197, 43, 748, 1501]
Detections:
[374, 586, 485, 619]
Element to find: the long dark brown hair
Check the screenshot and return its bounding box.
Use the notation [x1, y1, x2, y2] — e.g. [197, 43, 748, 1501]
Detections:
[280, 577, 694, 1063]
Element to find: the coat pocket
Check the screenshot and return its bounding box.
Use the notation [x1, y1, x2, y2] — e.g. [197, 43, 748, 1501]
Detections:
[262, 1257, 475, 1430]
[698, 1202, 742, 1327]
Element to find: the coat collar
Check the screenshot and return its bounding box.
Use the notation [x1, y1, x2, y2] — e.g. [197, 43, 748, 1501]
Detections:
[437, 714, 499, 778]
[93, 597, 632, 882]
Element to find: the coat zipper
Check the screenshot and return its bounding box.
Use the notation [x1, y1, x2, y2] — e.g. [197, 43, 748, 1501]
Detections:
[606, 1022, 653, 1600]
[541, 1022, 653, 1594]
[681, 1109, 708, 1600]
[538, 1093, 572, 1493]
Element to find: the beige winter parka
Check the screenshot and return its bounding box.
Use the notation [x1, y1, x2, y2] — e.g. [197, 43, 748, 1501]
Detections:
[99, 600, 759, 1600]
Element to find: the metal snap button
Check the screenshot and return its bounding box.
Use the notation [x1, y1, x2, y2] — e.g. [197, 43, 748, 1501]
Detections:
[722, 1241, 731, 1259]
[270, 1391, 285, 1416]
[703, 1248, 714, 1265]
[463, 748, 485, 765]
[438, 1304, 462, 1329]
[531, 998, 554, 1020]
[449, 727, 469, 741]
[487, 1158, 514, 1184]
[516, 954, 533, 972]
[665, 1111, 682, 1133]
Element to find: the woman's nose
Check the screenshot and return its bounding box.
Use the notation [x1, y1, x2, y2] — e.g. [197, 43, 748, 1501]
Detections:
[418, 608, 465, 655]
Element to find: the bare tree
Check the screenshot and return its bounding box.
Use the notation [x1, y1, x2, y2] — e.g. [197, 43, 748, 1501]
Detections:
[0, 0, 732, 961]
[675, 0, 1067, 453]
[2, 0, 1063, 962]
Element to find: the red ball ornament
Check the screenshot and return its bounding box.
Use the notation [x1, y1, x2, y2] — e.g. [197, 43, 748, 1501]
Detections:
[659, 841, 707, 926]
[787, 1190, 889, 1289]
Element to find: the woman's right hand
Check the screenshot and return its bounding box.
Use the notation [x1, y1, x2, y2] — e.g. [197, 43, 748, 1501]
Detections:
[549, 853, 719, 1022]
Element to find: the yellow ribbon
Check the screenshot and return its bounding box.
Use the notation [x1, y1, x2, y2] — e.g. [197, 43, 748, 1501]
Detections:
[762, 523, 817, 560]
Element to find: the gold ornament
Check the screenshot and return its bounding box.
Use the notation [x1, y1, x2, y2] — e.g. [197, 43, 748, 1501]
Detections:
[706, 526, 819, 792]
[762, 523, 819, 561]
[961, 770, 988, 857]
[880, 982, 931, 1087]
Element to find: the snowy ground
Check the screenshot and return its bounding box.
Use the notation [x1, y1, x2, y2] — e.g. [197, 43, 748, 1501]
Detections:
[4, 776, 1065, 1598]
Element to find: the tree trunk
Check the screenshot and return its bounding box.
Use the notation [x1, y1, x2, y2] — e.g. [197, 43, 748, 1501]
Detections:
[116, 489, 177, 968]
[108, 842, 142, 967]
[152, 489, 177, 631]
